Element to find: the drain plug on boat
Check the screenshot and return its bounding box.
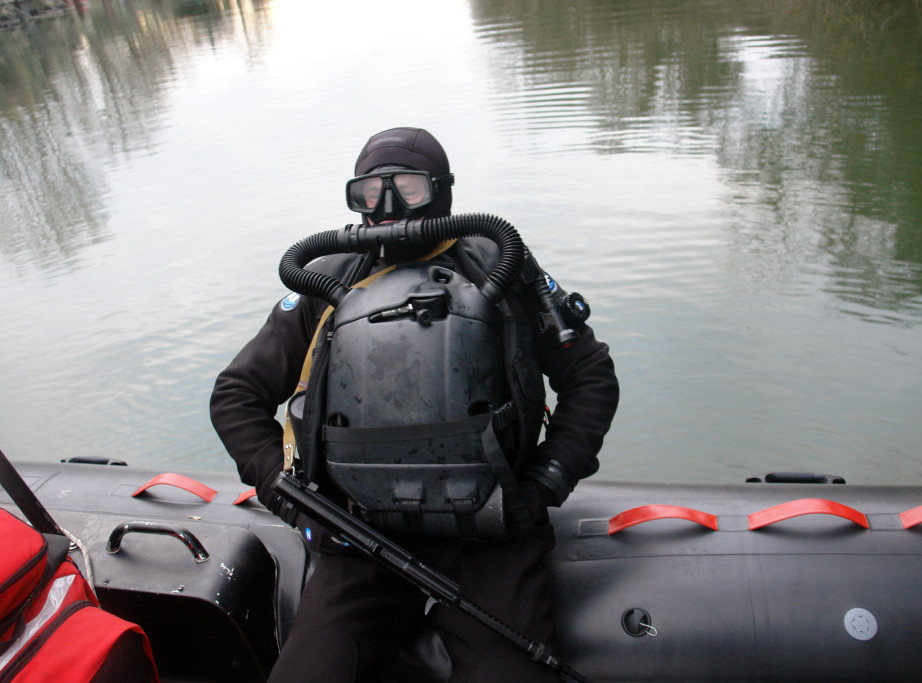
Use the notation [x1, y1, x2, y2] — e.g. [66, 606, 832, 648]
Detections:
[844, 608, 877, 641]
[622, 608, 654, 637]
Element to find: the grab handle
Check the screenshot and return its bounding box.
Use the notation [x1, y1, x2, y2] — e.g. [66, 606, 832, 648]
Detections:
[106, 520, 210, 562]
[609, 504, 719, 535]
[748, 499, 868, 530]
[132, 473, 217, 503]
[899, 506, 922, 529]
[233, 488, 257, 505]
[746, 472, 845, 485]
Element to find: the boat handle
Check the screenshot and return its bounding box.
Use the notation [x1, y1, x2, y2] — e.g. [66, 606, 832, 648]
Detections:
[106, 520, 210, 562]
[132, 473, 218, 503]
[233, 488, 257, 505]
[748, 498, 868, 530]
[745, 472, 845, 484]
[899, 505, 922, 529]
[608, 504, 718, 535]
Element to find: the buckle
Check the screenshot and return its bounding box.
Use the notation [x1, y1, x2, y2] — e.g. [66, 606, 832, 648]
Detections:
[492, 401, 517, 431]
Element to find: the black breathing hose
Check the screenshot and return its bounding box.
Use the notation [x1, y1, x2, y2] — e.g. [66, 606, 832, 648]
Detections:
[277, 229, 354, 306]
[278, 213, 524, 306]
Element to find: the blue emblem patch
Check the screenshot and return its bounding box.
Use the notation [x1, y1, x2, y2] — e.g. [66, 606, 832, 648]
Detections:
[279, 292, 301, 311]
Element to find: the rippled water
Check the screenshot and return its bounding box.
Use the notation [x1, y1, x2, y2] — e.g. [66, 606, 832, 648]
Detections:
[1, 0, 921, 485]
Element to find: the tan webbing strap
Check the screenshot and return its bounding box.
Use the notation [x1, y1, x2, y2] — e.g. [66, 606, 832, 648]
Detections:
[282, 239, 458, 471]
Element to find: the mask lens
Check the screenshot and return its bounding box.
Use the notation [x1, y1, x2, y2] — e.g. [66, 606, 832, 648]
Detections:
[346, 170, 436, 217]
[347, 176, 384, 213]
[393, 173, 433, 209]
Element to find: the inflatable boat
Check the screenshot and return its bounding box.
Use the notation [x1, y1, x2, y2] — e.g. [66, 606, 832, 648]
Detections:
[2, 458, 921, 681]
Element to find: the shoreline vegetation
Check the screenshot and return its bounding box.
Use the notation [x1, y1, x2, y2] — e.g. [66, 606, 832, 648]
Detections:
[0, 1, 82, 30]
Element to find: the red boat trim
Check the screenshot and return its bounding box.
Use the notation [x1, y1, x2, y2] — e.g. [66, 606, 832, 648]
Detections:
[899, 505, 922, 529]
[132, 473, 218, 503]
[608, 504, 719, 535]
[748, 498, 869, 530]
[233, 489, 257, 505]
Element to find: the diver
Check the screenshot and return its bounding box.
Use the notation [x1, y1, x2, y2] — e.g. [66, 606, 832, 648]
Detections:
[210, 127, 619, 681]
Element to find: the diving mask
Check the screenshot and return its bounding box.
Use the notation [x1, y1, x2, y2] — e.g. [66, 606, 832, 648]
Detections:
[346, 167, 454, 221]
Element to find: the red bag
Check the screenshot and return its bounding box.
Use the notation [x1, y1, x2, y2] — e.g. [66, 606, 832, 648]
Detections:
[0, 510, 47, 634]
[0, 509, 158, 682]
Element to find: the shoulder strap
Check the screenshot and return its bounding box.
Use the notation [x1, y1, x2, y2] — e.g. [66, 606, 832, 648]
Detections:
[0, 448, 64, 536]
[282, 239, 457, 472]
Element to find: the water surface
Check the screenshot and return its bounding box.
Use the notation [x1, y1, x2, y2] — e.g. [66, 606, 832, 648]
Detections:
[1, 0, 921, 485]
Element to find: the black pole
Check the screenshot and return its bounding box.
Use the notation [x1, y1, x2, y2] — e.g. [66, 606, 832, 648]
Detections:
[0, 447, 64, 535]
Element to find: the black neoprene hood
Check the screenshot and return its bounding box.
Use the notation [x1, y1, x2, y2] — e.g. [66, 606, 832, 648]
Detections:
[354, 127, 452, 218]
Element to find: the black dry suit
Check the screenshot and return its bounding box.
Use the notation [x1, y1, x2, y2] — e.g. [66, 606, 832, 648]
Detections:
[210, 215, 619, 541]
[278, 215, 549, 538]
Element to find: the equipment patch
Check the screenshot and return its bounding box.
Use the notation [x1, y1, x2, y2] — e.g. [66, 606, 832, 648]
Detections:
[279, 292, 301, 311]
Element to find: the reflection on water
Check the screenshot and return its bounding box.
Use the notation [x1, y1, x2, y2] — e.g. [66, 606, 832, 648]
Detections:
[0, 0, 272, 272]
[471, 0, 922, 317]
[1, 0, 921, 484]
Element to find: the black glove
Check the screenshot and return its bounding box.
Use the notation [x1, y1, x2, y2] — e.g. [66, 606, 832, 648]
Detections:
[259, 468, 301, 527]
[256, 463, 284, 509]
[518, 479, 558, 524]
[268, 492, 301, 527]
[265, 473, 355, 554]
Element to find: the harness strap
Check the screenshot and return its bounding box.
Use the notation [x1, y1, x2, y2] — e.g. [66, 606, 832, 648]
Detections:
[324, 412, 493, 444]
[451, 498, 478, 538]
[282, 239, 458, 472]
[480, 409, 531, 530]
[398, 499, 427, 537]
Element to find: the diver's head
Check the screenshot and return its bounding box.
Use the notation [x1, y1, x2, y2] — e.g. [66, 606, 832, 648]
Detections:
[348, 127, 454, 224]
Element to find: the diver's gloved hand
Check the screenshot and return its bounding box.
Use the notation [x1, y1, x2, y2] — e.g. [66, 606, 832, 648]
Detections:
[518, 479, 558, 524]
[265, 475, 356, 554]
[257, 464, 301, 526]
[268, 492, 300, 527]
